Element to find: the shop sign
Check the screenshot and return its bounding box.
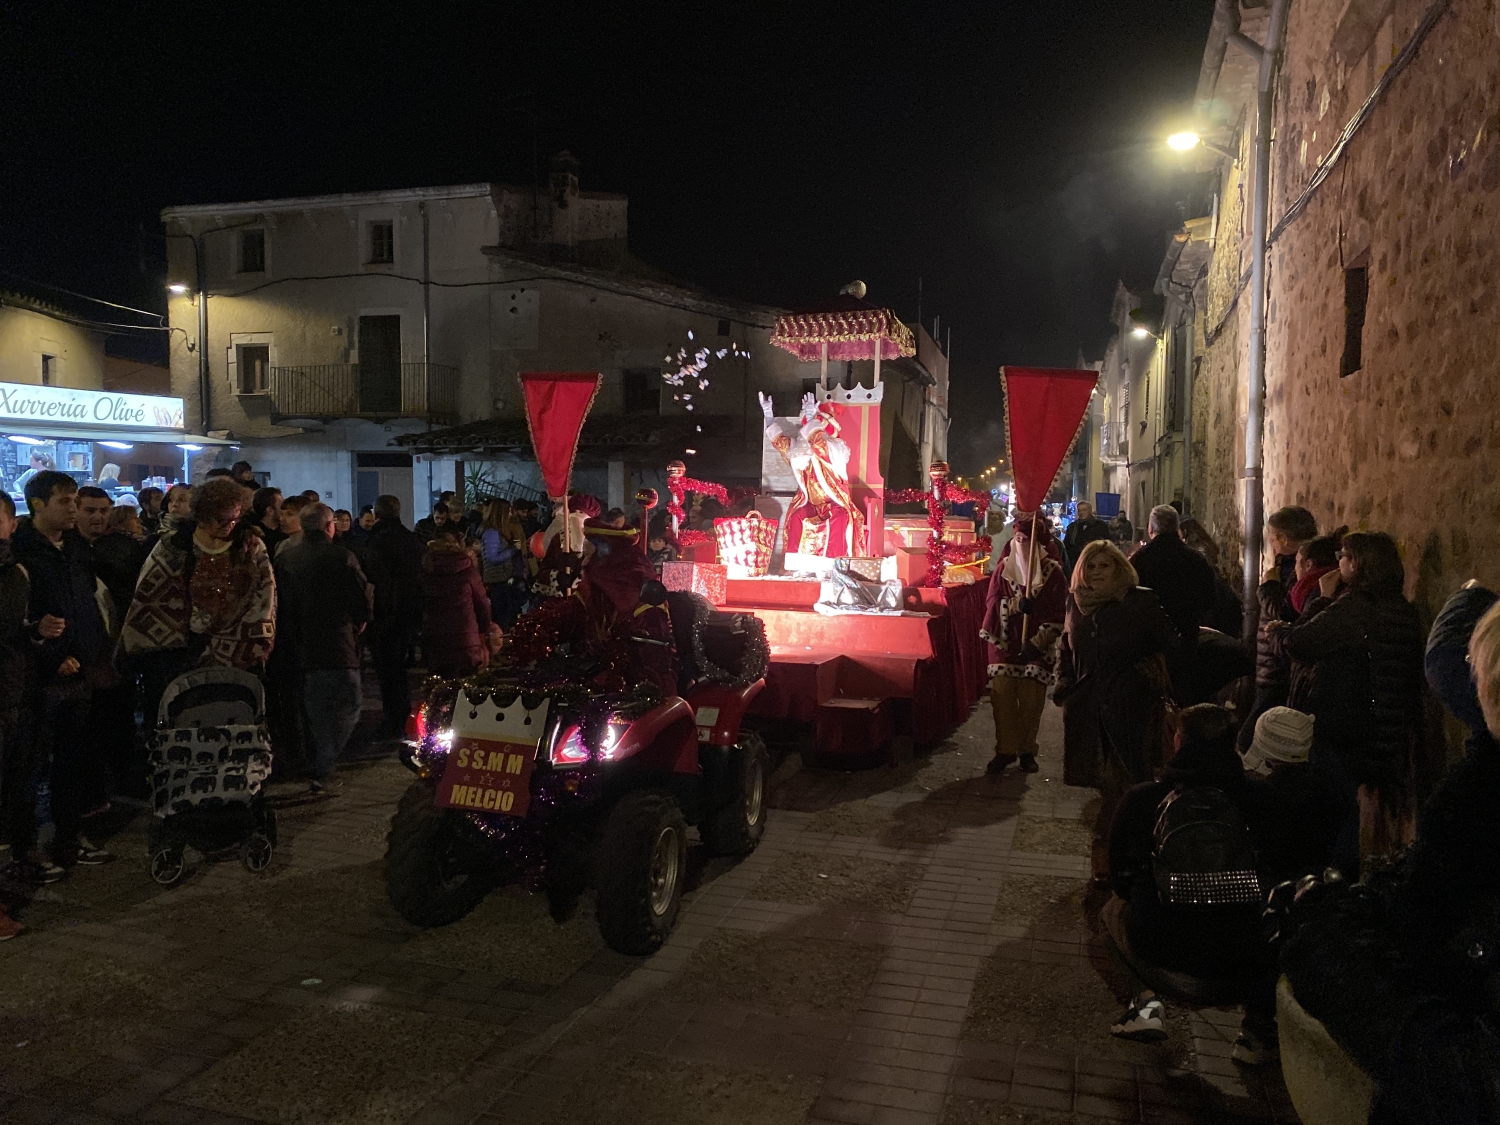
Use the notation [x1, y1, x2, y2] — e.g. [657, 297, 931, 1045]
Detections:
[0, 382, 185, 431]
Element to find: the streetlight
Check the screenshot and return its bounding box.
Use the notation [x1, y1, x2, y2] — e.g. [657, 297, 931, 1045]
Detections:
[1165, 130, 1238, 160]
[165, 232, 212, 432]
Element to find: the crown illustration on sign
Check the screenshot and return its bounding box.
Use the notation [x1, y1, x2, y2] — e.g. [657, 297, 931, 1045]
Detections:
[452, 690, 551, 745]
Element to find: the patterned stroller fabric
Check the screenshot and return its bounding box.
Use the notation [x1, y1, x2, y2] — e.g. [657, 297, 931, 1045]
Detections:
[148, 667, 273, 818]
[147, 726, 273, 817]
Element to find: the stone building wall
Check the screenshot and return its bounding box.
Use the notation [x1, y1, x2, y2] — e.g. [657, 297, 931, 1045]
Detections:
[1264, 0, 1500, 618]
[1190, 122, 1251, 564]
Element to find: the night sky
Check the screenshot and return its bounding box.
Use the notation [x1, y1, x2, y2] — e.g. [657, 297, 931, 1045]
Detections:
[0, 1, 1213, 472]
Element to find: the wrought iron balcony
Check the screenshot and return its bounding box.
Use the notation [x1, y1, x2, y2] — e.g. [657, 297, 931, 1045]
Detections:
[266, 363, 460, 422]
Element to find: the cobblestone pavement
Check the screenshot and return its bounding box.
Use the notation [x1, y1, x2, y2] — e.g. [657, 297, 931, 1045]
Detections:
[0, 699, 1300, 1125]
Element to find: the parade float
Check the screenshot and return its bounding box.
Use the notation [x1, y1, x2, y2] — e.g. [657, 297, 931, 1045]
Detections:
[649, 292, 991, 765]
[500, 345, 1099, 769]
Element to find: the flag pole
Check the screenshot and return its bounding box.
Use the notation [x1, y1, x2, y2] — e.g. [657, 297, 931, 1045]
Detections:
[1020, 510, 1040, 640]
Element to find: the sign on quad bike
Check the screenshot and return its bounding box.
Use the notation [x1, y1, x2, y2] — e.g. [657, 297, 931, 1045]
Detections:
[385, 592, 772, 956]
[432, 697, 550, 817]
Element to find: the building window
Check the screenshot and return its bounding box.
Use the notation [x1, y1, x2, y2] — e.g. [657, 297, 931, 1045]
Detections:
[1340, 266, 1369, 377]
[717, 319, 731, 336]
[369, 221, 394, 265]
[240, 230, 266, 274]
[237, 344, 269, 394]
[40, 354, 55, 386]
[623, 368, 661, 414]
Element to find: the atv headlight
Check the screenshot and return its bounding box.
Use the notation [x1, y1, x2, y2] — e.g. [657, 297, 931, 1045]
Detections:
[551, 725, 588, 766]
[550, 719, 627, 766]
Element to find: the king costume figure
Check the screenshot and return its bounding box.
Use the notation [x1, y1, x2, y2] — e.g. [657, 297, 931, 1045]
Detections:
[761, 391, 865, 558]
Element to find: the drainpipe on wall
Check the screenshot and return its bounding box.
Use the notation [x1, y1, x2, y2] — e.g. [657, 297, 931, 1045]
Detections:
[420, 202, 433, 513]
[1240, 0, 1290, 647]
[195, 233, 210, 433]
[420, 203, 432, 370]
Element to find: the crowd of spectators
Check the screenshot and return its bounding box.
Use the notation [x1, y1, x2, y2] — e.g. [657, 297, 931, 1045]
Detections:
[0, 464, 563, 939]
[983, 497, 1494, 1104]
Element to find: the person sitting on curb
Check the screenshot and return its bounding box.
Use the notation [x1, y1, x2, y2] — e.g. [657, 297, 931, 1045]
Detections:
[1105, 704, 1282, 1065]
[1240, 706, 1342, 880]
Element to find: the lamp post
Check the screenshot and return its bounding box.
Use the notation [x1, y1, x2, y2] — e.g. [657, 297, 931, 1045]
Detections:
[167, 233, 210, 433]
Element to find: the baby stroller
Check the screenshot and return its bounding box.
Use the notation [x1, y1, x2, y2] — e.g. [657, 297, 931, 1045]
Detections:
[145, 666, 277, 886]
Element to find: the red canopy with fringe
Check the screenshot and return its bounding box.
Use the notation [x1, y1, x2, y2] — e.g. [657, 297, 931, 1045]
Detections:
[771, 294, 916, 362]
[1000, 366, 1099, 513]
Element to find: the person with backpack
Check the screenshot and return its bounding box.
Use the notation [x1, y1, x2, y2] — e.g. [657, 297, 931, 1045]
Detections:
[1105, 703, 1282, 1064]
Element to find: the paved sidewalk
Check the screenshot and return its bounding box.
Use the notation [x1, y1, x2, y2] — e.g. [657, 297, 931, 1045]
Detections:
[0, 701, 1300, 1125]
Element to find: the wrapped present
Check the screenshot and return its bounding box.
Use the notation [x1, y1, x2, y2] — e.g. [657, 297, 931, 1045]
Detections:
[661, 561, 728, 606]
[895, 524, 976, 548]
[714, 513, 778, 578]
[841, 556, 887, 583]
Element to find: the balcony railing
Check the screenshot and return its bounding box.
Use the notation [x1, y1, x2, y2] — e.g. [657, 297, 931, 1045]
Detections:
[266, 363, 459, 422]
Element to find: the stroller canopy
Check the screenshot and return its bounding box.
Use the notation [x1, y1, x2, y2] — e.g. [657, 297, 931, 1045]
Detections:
[157, 666, 265, 728]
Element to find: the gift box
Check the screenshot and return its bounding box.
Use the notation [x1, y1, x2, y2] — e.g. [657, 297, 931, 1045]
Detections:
[894, 524, 976, 548]
[841, 556, 887, 583]
[661, 561, 728, 606]
[714, 514, 778, 578]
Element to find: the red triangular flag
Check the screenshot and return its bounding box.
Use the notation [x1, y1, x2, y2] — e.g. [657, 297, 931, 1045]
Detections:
[1000, 366, 1098, 513]
[519, 371, 602, 498]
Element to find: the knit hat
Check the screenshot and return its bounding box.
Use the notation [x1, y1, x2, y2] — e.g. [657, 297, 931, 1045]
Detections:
[1243, 706, 1315, 776]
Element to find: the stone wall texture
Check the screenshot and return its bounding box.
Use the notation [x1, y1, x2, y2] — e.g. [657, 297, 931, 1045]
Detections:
[1196, 0, 1500, 621]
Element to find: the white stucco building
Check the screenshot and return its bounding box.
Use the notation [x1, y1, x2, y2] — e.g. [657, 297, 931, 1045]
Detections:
[162, 155, 952, 516]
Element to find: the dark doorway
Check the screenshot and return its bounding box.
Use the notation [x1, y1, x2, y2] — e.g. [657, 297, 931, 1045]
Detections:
[358, 315, 402, 413]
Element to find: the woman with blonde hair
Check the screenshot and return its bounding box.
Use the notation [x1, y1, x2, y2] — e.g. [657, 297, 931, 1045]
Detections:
[1055, 539, 1178, 882]
[479, 497, 527, 627]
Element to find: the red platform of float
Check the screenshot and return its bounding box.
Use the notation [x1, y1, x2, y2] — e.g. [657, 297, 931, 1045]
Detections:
[722, 574, 992, 760]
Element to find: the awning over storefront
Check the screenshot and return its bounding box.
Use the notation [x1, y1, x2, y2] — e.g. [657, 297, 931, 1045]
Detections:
[0, 422, 236, 446]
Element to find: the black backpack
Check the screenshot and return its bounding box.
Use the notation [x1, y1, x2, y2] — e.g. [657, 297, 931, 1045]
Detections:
[1152, 786, 1263, 909]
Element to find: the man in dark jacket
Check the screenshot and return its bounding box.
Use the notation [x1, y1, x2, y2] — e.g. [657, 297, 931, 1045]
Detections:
[0, 493, 59, 895]
[76, 486, 146, 625]
[1062, 501, 1111, 576]
[275, 503, 373, 791]
[245, 487, 285, 557]
[13, 471, 112, 868]
[365, 494, 425, 736]
[76, 486, 148, 799]
[1130, 505, 1224, 702]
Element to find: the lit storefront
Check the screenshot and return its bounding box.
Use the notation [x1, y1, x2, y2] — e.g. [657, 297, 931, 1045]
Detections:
[0, 382, 235, 502]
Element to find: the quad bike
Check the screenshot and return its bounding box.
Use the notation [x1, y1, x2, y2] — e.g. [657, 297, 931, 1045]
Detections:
[385, 592, 770, 955]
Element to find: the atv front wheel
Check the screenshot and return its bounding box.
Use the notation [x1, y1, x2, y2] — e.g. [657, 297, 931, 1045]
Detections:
[385, 782, 492, 927]
[595, 791, 687, 955]
[701, 733, 770, 856]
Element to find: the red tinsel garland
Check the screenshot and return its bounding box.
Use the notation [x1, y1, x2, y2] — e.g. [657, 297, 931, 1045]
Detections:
[882, 483, 994, 586]
[665, 476, 760, 531]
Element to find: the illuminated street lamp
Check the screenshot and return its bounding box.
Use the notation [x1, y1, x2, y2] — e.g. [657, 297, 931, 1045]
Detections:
[1165, 130, 1238, 160]
[167, 283, 189, 295]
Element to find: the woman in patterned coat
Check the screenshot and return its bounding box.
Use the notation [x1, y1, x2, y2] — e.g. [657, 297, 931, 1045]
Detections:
[980, 513, 1067, 774]
[122, 478, 276, 720]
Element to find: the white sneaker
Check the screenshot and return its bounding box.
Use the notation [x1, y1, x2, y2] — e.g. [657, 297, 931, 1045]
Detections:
[1110, 994, 1167, 1042]
[1232, 1029, 1279, 1066]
